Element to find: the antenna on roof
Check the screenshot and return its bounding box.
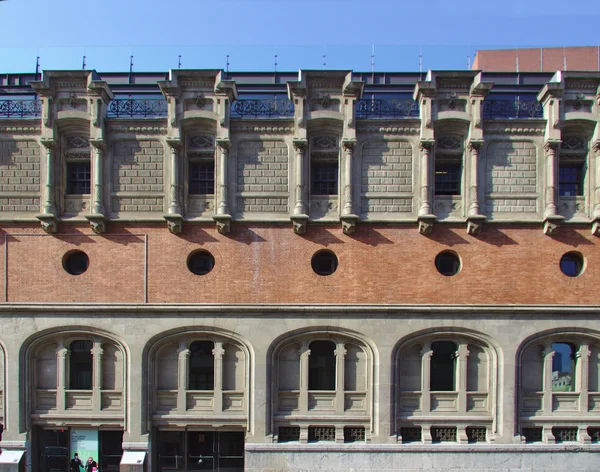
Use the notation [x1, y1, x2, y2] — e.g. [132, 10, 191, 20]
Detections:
[322, 53, 327, 70]
[178, 54, 182, 69]
[129, 55, 134, 84]
[371, 45, 375, 72]
[226, 54, 230, 78]
[419, 50, 423, 80]
[82, 55, 86, 70]
[274, 53, 278, 73]
[35, 56, 40, 79]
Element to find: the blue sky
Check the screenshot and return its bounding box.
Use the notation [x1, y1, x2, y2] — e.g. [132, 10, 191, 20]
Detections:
[0, 0, 598, 73]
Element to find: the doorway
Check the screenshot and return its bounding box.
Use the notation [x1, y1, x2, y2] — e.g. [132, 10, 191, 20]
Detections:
[156, 430, 244, 472]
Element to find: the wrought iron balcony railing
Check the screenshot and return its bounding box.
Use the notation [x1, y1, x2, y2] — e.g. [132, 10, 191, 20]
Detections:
[356, 98, 420, 119]
[482, 99, 543, 119]
[107, 98, 168, 118]
[231, 98, 294, 118]
[0, 99, 42, 118]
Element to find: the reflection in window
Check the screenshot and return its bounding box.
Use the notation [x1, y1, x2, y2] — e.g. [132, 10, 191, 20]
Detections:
[552, 342, 576, 392]
[559, 165, 583, 197]
[69, 340, 93, 390]
[430, 341, 456, 391]
[189, 341, 214, 390]
[309, 341, 336, 390]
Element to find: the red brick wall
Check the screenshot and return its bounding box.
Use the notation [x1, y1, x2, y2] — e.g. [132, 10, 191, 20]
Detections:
[473, 46, 600, 72]
[0, 223, 597, 305]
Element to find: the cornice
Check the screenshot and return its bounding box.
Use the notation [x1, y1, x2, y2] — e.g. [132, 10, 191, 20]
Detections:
[1, 303, 600, 316]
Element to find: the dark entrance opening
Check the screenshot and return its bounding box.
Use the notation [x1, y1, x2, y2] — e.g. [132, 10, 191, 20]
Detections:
[156, 430, 244, 472]
[36, 429, 68, 472]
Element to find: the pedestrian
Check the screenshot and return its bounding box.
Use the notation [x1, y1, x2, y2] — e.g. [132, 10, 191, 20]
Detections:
[70, 453, 83, 472]
[85, 456, 98, 472]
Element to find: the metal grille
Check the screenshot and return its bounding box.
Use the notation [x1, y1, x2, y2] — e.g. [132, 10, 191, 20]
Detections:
[107, 98, 168, 118]
[588, 428, 600, 442]
[0, 99, 41, 118]
[278, 427, 300, 443]
[482, 97, 543, 119]
[552, 427, 578, 442]
[522, 427, 543, 443]
[344, 427, 365, 443]
[355, 98, 419, 119]
[431, 427, 457, 443]
[189, 161, 215, 195]
[308, 426, 335, 442]
[231, 98, 294, 118]
[466, 427, 487, 443]
[400, 427, 422, 443]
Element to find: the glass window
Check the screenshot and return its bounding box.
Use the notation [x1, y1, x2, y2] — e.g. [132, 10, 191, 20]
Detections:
[435, 162, 461, 196]
[552, 342, 576, 392]
[188, 341, 214, 390]
[559, 164, 583, 197]
[69, 340, 93, 390]
[311, 161, 338, 196]
[66, 161, 91, 195]
[309, 341, 336, 390]
[189, 161, 215, 195]
[430, 341, 456, 391]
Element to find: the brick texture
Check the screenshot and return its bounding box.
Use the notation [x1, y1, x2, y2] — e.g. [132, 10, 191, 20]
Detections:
[2, 223, 597, 305]
[361, 140, 412, 194]
[0, 140, 41, 211]
[237, 140, 289, 197]
[112, 140, 164, 193]
[485, 141, 537, 213]
[472, 46, 600, 72]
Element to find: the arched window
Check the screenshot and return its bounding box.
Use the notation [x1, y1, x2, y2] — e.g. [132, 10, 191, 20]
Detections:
[309, 341, 336, 390]
[188, 341, 214, 390]
[69, 340, 93, 390]
[273, 333, 373, 444]
[396, 334, 495, 444]
[430, 341, 456, 391]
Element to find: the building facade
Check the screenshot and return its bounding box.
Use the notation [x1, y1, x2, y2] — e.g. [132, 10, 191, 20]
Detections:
[0, 67, 599, 471]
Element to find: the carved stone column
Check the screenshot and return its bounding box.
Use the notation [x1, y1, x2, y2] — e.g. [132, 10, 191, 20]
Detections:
[340, 140, 359, 235]
[213, 342, 225, 413]
[291, 139, 309, 235]
[298, 345, 310, 416]
[543, 141, 564, 235]
[417, 141, 436, 234]
[177, 344, 190, 413]
[456, 343, 470, 414]
[420, 344, 432, 414]
[466, 141, 486, 235]
[87, 140, 107, 234]
[91, 341, 104, 412]
[164, 139, 184, 234]
[37, 138, 57, 233]
[213, 139, 232, 234]
[56, 345, 69, 411]
[542, 344, 554, 415]
[334, 342, 347, 415]
[576, 344, 590, 414]
[592, 141, 600, 235]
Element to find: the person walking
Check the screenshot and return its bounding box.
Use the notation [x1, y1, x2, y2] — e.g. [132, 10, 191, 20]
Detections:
[84, 456, 98, 472]
[70, 453, 83, 472]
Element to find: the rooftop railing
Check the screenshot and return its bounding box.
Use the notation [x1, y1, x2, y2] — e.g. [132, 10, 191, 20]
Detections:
[0, 99, 42, 118]
[356, 98, 420, 119]
[231, 98, 294, 118]
[107, 98, 168, 118]
[482, 97, 543, 119]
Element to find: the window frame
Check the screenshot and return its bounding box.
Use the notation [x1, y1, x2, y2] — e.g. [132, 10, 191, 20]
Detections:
[68, 339, 93, 390]
[188, 340, 215, 391]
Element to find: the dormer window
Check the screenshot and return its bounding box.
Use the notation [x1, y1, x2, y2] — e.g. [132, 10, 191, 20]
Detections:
[559, 136, 586, 197]
[187, 135, 215, 195]
[64, 135, 91, 195]
[435, 136, 463, 196]
[310, 136, 339, 196]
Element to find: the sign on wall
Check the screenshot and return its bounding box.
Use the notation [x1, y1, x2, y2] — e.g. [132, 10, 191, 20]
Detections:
[70, 429, 99, 466]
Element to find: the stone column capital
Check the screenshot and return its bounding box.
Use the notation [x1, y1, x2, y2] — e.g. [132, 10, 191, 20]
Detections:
[468, 140, 483, 152]
[216, 139, 231, 151]
[419, 140, 434, 152]
[544, 140, 561, 154]
[89, 139, 106, 151]
[166, 138, 182, 152]
[293, 139, 308, 152]
[40, 138, 55, 150]
[342, 140, 356, 152]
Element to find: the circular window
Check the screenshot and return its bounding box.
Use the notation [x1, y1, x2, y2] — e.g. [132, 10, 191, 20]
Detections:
[311, 250, 338, 276]
[63, 250, 89, 275]
[187, 250, 215, 275]
[560, 251, 584, 277]
[435, 251, 461, 276]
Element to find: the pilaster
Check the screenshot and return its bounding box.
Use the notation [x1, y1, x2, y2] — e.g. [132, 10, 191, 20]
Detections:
[417, 141, 436, 234]
[420, 345, 433, 414]
[543, 141, 564, 235]
[213, 139, 232, 234]
[164, 139, 184, 234]
[36, 138, 58, 233]
[86, 139, 107, 234]
[91, 341, 104, 413]
[466, 141, 486, 235]
[177, 345, 190, 413]
[298, 345, 311, 415]
[291, 139, 309, 234]
[213, 342, 225, 413]
[456, 343, 470, 414]
[340, 140, 358, 235]
[334, 342, 347, 414]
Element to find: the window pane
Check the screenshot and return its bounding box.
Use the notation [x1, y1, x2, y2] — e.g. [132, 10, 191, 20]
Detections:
[66, 161, 91, 194]
[552, 342, 576, 392]
[435, 163, 461, 195]
[430, 341, 456, 391]
[69, 340, 93, 389]
[558, 165, 583, 196]
[311, 162, 338, 195]
[309, 341, 336, 390]
[188, 341, 214, 390]
[189, 161, 215, 195]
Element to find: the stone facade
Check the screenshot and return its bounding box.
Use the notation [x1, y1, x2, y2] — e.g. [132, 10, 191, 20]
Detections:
[0, 67, 599, 472]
